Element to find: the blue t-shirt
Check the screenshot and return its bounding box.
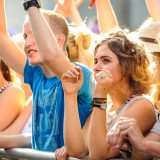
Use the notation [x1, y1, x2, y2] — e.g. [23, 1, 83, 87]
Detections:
[24, 60, 93, 152]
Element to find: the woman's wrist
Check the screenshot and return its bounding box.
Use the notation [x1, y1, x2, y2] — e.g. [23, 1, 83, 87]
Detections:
[93, 87, 107, 98]
[90, 98, 107, 110]
[64, 92, 78, 98]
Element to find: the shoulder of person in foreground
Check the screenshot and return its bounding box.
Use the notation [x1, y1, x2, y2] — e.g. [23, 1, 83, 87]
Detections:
[0, 95, 32, 135]
[0, 82, 26, 131]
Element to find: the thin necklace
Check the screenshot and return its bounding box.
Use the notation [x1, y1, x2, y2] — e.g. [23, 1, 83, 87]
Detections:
[0, 82, 13, 93]
[110, 94, 135, 111]
[124, 94, 135, 104]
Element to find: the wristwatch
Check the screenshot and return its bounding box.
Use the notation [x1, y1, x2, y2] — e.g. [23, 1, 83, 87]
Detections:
[93, 104, 107, 110]
[90, 102, 107, 110]
[23, 0, 41, 11]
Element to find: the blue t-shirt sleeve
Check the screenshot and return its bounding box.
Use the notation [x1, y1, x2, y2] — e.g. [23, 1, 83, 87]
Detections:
[24, 60, 34, 89]
[24, 59, 43, 90]
[73, 62, 93, 125]
[75, 62, 93, 100]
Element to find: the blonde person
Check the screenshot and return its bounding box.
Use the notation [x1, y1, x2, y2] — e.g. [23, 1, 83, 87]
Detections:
[54, 0, 98, 68]
[0, 0, 93, 152]
[55, 28, 157, 160]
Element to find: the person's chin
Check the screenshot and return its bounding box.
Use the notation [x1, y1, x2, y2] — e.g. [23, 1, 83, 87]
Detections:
[29, 60, 39, 66]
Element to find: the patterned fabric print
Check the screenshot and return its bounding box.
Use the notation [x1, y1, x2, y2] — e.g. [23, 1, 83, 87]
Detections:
[24, 60, 92, 152]
[32, 75, 63, 151]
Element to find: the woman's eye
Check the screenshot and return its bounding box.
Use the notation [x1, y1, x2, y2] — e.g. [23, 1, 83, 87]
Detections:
[94, 60, 98, 64]
[104, 59, 110, 63]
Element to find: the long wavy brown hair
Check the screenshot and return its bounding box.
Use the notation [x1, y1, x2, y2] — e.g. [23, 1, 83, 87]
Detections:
[0, 60, 14, 82]
[94, 28, 152, 95]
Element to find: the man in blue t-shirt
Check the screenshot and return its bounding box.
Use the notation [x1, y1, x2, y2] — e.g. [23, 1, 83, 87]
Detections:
[0, 0, 92, 152]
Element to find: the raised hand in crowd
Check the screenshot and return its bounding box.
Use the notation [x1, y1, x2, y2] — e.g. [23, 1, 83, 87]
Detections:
[145, 0, 160, 22]
[60, 66, 89, 158]
[61, 66, 83, 95]
[54, 0, 84, 26]
[95, 0, 118, 34]
[23, 0, 92, 152]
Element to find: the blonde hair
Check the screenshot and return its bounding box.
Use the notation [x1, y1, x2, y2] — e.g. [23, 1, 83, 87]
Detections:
[42, 9, 69, 51]
[67, 26, 92, 60]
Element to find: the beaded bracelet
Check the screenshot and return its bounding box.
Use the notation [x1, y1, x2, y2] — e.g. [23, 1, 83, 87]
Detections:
[92, 98, 107, 104]
[90, 98, 107, 110]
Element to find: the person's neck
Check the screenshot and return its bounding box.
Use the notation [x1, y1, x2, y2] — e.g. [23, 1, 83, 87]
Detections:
[41, 64, 55, 78]
[109, 87, 134, 111]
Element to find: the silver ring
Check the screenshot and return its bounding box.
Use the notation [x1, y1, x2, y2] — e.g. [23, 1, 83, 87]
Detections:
[100, 75, 105, 79]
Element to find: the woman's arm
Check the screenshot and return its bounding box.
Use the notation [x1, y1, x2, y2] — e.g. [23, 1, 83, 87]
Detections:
[24, 0, 75, 79]
[0, 133, 31, 149]
[54, 0, 83, 27]
[0, 95, 32, 135]
[107, 99, 156, 160]
[96, 0, 118, 34]
[113, 117, 160, 159]
[61, 66, 89, 158]
[145, 0, 160, 22]
[88, 70, 120, 159]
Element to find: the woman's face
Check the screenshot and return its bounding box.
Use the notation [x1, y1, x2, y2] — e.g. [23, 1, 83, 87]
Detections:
[93, 44, 123, 84]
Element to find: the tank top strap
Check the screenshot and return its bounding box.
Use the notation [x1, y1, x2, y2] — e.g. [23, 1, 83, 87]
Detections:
[108, 95, 144, 131]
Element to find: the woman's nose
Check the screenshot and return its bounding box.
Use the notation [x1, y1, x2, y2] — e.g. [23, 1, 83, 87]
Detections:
[93, 63, 102, 73]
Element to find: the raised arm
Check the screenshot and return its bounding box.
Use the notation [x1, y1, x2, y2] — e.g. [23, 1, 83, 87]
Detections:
[24, 0, 75, 79]
[145, 0, 160, 22]
[95, 0, 118, 34]
[0, 0, 27, 76]
[54, 0, 83, 27]
[61, 66, 89, 158]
